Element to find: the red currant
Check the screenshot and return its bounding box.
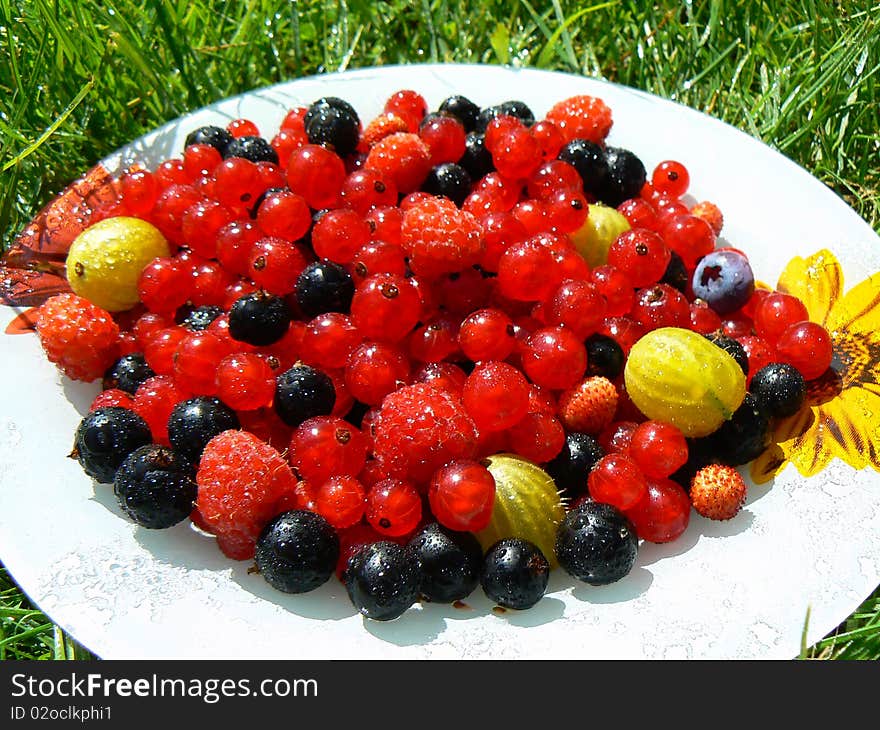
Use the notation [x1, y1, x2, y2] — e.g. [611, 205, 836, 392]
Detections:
[286, 144, 346, 209]
[314, 475, 366, 530]
[290, 416, 368, 485]
[458, 308, 517, 362]
[350, 272, 421, 343]
[344, 341, 411, 406]
[775, 321, 833, 380]
[754, 292, 809, 343]
[624, 477, 691, 543]
[607, 228, 671, 288]
[651, 160, 690, 198]
[629, 420, 688, 479]
[588, 453, 648, 511]
[521, 326, 587, 390]
[462, 361, 530, 432]
[428, 460, 496, 532]
[365, 479, 422, 537]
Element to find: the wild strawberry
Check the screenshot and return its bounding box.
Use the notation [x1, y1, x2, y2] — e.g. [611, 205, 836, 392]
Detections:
[557, 376, 619, 434]
[690, 200, 724, 236]
[359, 112, 410, 151]
[689, 464, 747, 520]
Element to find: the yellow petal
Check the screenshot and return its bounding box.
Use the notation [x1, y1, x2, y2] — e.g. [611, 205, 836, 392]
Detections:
[825, 270, 880, 337]
[777, 249, 843, 327]
[750, 406, 816, 484]
[753, 402, 835, 482]
[819, 386, 880, 472]
[750, 442, 789, 484]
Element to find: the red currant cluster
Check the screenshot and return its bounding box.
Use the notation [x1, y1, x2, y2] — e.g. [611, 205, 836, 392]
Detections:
[33, 86, 836, 612]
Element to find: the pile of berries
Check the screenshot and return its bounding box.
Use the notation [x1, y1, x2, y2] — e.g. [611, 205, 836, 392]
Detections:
[32, 87, 833, 621]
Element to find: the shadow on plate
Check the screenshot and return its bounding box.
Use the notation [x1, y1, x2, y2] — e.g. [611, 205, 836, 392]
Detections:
[63, 378, 99, 417]
[228, 561, 360, 622]
[569, 566, 654, 604]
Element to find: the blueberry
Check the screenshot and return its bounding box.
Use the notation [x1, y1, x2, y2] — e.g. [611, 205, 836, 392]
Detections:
[475, 100, 535, 132]
[703, 331, 750, 376]
[177, 304, 225, 331]
[185, 125, 233, 153]
[228, 291, 291, 346]
[405, 522, 483, 603]
[102, 353, 155, 395]
[73, 407, 153, 484]
[545, 431, 604, 499]
[113, 445, 197, 529]
[585, 334, 625, 380]
[555, 501, 639, 586]
[750, 363, 806, 418]
[255, 510, 340, 594]
[705, 393, 770, 466]
[294, 261, 355, 318]
[557, 139, 609, 198]
[343, 541, 420, 621]
[222, 135, 279, 164]
[459, 132, 494, 180]
[421, 163, 472, 207]
[305, 105, 360, 157]
[691, 249, 755, 315]
[661, 250, 689, 293]
[438, 95, 480, 132]
[481, 538, 550, 610]
[274, 364, 336, 428]
[304, 97, 360, 128]
[596, 146, 646, 207]
[167, 397, 240, 463]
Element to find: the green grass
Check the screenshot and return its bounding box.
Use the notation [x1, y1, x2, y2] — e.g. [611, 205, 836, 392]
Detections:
[1, 0, 878, 659]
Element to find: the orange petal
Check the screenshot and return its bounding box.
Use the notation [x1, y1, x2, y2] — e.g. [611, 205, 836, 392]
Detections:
[777, 249, 843, 327]
[825, 269, 880, 337]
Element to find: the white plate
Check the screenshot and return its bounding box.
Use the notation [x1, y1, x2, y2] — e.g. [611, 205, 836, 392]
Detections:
[2, 64, 880, 660]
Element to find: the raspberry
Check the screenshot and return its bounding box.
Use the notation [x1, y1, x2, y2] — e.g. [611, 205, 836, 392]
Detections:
[364, 132, 432, 194]
[689, 464, 748, 521]
[35, 293, 120, 382]
[360, 112, 410, 150]
[557, 376, 619, 434]
[372, 383, 478, 484]
[195, 430, 297, 560]
[400, 197, 484, 278]
[545, 95, 613, 144]
[690, 200, 724, 235]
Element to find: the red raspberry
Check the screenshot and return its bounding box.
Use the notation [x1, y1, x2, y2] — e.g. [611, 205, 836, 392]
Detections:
[545, 95, 613, 144]
[400, 197, 484, 278]
[364, 132, 432, 194]
[689, 464, 748, 520]
[557, 376, 619, 434]
[372, 383, 478, 484]
[195, 430, 297, 559]
[35, 294, 120, 382]
[360, 112, 410, 150]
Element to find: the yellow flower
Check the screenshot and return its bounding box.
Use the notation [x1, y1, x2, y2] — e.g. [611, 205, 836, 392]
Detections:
[751, 249, 880, 484]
